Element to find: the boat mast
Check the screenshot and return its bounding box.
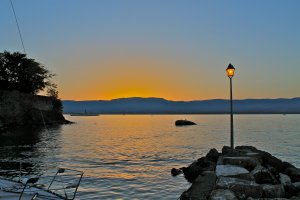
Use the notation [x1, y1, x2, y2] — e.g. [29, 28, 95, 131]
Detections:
[10, 0, 26, 54]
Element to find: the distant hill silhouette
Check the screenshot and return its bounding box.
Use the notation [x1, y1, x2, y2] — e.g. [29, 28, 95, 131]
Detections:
[63, 97, 300, 114]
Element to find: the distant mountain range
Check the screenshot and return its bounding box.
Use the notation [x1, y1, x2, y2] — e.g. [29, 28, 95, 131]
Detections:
[62, 97, 300, 114]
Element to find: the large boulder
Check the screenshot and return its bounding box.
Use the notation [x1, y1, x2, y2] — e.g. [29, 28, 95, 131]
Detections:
[216, 177, 263, 199]
[251, 165, 279, 184]
[261, 184, 285, 198]
[222, 156, 259, 171]
[180, 171, 217, 200]
[206, 148, 219, 163]
[209, 189, 238, 200]
[183, 157, 216, 183]
[222, 146, 241, 157]
[279, 173, 292, 186]
[285, 168, 300, 182]
[216, 165, 249, 177]
[235, 146, 294, 174]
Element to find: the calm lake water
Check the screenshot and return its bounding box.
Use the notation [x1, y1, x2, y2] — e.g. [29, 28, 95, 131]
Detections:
[0, 114, 299, 199]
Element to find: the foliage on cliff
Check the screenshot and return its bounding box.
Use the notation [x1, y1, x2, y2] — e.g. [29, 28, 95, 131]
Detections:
[0, 51, 56, 95]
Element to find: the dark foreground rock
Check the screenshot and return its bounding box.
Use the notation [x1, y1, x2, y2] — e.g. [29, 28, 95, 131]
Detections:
[172, 146, 300, 199]
[175, 120, 196, 126]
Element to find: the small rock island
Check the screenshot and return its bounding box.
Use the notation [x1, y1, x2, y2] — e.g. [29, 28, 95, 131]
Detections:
[172, 146, 300, 199]
[175, 120, 197, 126]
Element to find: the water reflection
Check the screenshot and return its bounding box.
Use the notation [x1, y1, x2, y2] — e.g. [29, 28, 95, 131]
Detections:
[0, 125, 63, 177]
[0, 115, 299, 199]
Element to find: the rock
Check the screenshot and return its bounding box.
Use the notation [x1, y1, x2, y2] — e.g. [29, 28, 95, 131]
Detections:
[222, 146, 232, 154]
[206, 148, 219, 163]
[235, 146, 292, 174]
[251, 165, 279, 184]
[293, 182, 300, 190]
[175, 120, 196, 126]
[222, 156, 259, 171]
[261, 184, 285, 198]
[284, 183, 300, 198]
[279, 173, 292, 186]
[180, 171, 217, 200]
[171, 168, 182, 176]
[222, 146, 240, 157]
[285, 167, 300, 182]
[183, 157, 216, 183]
[216, 165, 249, 177]
[266, 155, 285, 173]
[210, 189, 238, 200]
[216, 177, 263, 199]
[247, 198, 289, 200]
[227, 173, 256, 182]
[291, 195, 300, 200]
[282, 161, 296, 169]
[235, 146, 259, 152]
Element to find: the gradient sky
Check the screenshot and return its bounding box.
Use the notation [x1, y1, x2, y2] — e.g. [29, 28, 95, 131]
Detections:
[1, 0, 300, 100]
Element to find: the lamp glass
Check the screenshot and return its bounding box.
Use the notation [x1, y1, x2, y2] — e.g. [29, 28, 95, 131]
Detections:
[226, 64, 235, 78]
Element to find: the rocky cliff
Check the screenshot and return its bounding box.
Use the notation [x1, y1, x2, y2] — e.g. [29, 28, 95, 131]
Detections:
[0, 90, 68, 130]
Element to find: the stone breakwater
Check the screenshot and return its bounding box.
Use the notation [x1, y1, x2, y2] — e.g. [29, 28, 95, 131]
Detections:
[172, 146, 300, 200]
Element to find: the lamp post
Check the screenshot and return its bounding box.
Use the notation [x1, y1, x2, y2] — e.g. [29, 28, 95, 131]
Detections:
[226, 64, 235, 149]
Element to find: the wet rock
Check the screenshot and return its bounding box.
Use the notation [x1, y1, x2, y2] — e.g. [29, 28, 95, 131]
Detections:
[228, 173, 256, 181]
[251, 165, 279, 184]
[216, 165, 249, 177]
[178, 146, 300, 199]
[284, 183, 300, 198]
[292, 182, 300, 190]
[171, 168, 182, 176]
[235, 146, 292, 174]
[216, 177, 263, 199]
[279, 173, 292, 186]
[183, 157, 216, 183]
[180, 171, 217, 200]
[222, 146, 240, 157]
[262, 184, 285, 198]
[175, 120, 196, 126]
[206, 148, 219, 163]
[210, 189, 238, 200]
[235, 146, 259, 152]
[285, 168, 300, 182]
[247, 198, 289, 200]
[222, 156, 259, 171]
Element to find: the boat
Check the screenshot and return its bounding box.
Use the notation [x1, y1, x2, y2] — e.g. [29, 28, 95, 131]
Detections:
[0, 168, 83, 200]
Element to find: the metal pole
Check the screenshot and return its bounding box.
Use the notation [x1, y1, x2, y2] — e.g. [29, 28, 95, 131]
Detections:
[230, 77, 234, 149]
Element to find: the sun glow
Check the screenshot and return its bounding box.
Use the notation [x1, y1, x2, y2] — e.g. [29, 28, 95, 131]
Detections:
[59, 53, 207, 101]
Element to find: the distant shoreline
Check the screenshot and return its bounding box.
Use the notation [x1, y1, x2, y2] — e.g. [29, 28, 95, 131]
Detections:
[64, 113, 300, 115]
[63, 97, 300, 115]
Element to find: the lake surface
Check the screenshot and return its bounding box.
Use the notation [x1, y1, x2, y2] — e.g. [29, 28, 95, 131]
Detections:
[0, 114, 299, 199]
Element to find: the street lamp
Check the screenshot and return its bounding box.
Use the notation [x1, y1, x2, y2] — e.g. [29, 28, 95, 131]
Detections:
[226, 63, 235, 149]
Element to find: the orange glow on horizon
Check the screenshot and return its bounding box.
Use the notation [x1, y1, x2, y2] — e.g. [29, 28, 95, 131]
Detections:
[58, 53, 216, 101]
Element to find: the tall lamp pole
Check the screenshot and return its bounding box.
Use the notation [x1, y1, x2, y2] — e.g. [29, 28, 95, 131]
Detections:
[226, 64, 235, 149]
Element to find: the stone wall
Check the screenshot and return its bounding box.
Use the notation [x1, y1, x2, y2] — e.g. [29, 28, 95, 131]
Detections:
[0, 90, 66, 128]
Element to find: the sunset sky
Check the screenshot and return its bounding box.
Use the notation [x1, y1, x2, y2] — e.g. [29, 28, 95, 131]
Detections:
[1, 0, 299, 101]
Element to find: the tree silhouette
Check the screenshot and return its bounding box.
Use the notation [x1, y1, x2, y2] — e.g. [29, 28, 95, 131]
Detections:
[0, 51, 55, 94]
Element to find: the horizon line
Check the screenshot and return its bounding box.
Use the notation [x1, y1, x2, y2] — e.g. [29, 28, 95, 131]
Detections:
[61, 96, 300, 102]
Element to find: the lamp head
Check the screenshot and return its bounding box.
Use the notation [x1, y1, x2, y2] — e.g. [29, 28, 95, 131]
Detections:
[226, 63, 235, 78]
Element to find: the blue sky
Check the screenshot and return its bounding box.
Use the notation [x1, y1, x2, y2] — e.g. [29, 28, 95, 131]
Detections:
[1, 0, 300, 100]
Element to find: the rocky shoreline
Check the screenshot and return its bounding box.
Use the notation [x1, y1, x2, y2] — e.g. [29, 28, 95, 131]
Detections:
[0, 90, 71, 133]
[172, 146, 300, 199]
